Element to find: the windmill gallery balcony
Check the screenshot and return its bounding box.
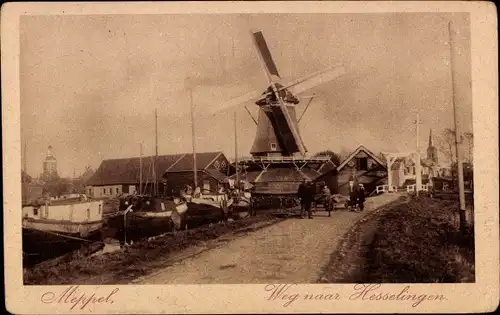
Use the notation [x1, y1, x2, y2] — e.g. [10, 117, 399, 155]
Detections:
[238, 155, 332, 165]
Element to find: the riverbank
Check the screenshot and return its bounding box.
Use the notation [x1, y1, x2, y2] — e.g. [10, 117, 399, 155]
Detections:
[318, 196, 475, 283]
[24, 214, 284, 285]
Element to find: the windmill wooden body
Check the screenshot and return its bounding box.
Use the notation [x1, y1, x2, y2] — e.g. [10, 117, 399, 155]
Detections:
[223, 30, 346, 210]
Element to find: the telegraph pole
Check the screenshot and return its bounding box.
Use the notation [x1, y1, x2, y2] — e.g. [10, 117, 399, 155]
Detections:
[448, 21, 467, 232]
[23, 143, 27, 173]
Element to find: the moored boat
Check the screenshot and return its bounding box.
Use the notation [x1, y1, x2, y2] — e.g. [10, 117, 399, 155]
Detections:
[180, 190, 233, 228]
[22, 196, 104, 266]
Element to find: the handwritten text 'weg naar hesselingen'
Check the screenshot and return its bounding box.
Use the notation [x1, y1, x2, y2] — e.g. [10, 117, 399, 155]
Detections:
[265, 284, 446, 308]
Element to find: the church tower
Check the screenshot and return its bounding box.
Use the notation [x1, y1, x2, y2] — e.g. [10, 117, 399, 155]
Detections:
[42, 145, 58, 179]
[426, 129, 438, 164]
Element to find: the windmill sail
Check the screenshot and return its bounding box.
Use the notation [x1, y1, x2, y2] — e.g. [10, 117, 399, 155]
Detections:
[252, 31, 281, 79]
[268, 107, 301, 154]
[251, 31, 306, 155]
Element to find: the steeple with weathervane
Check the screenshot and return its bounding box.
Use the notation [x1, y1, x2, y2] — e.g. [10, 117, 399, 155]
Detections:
[427, 129, 438, 164]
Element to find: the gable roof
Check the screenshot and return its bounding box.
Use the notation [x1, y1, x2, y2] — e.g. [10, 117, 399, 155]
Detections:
[87, 151, 224, 186]
[336, 145, 386, 172]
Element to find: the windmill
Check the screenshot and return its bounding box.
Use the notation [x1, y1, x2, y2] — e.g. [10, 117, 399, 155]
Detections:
[219, 30, 346, 209]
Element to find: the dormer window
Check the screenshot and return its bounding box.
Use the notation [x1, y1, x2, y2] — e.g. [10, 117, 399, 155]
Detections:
[270, 143, 277, 151]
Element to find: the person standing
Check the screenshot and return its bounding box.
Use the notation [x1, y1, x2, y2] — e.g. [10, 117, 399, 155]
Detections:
[297, 179, 307, 218]
[348, 176, 358, 211]
[357, 184, 366, 211]
[303, 181, 315, 219]
[322, 185, 332, 216]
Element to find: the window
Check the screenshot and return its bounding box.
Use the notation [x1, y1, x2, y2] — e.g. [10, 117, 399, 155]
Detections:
[203, 180, 211, 193]
[33, 208, 38, 216]
[102, 188, 105, 195]
[116, 188, 119, 194]
[98, 205, 101, 214]
[357, 158, 368, 171]
[270, 143, 277, 151]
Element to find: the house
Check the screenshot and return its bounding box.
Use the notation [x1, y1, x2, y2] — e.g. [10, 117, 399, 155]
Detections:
[163, 151, 230, 196]
[314, 145, 387, 195]
[86, 151, 229, 198]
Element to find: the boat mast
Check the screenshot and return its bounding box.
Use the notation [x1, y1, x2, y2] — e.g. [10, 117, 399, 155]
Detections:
[139, 143, 143, 195]
[234, 111, 239, 193]
[189, 88, 198, 190]
[154, 108, 158, 196]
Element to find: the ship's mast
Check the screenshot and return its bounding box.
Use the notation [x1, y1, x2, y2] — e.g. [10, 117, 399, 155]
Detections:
[190, 88, 198, 189]
[154, 108, 158, 196]
[139, 143, 143, 195]
[234, 111, 239, 193]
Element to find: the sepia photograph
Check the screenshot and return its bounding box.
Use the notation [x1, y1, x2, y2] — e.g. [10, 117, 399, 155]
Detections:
[3, 1, 498, 314]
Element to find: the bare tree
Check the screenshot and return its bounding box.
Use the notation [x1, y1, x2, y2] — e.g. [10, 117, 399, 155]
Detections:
[438, 128, 457, 166]
[377, 152, 387, 165]
[314, 150, 342, 166]
[463, 132, 474, 163]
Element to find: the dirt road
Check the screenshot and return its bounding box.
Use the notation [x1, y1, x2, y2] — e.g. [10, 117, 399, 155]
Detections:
[134, 193, 403, 284]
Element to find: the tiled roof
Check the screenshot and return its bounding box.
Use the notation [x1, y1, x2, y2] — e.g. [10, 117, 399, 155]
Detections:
[87, 154, 184, 186]
[87, 152, 223, 186]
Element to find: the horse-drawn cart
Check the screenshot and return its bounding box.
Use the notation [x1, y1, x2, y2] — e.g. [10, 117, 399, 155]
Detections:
[313, 194, 363, 214]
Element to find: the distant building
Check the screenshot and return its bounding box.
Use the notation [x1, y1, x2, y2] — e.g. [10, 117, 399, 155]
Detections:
[391, 129, 447, 188]
[42, 145, 58, 179]
[86, 151, 229, 198]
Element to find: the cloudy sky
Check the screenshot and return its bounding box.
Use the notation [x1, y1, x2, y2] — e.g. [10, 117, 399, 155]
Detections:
[20, 13, 472, 177]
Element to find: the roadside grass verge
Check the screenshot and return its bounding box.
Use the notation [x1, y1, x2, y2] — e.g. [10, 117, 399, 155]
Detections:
[318, 196, 474, 283]
[366, 197, 475, 283]
[24, 214, 284, 285]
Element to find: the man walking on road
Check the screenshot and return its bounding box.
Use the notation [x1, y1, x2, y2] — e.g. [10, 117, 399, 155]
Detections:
[304, 180, 315, 219]
[298, 179, 315, 219]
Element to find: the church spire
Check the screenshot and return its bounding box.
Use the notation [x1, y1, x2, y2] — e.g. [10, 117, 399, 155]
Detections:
[428, 129, 434, 147]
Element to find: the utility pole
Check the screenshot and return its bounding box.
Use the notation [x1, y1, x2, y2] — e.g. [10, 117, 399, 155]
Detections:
[413, 113, 423, 197]
[189, 88, 198, 189]
[23, 143, 27, 173]
[448, 21, 467, 232]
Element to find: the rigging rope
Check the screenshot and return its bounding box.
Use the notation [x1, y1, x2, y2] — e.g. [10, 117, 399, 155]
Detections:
[32, 229, 103, 244]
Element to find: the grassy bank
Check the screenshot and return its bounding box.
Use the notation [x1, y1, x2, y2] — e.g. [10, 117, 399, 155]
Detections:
[24, 214, 284, 285]
[366, 197, 475, 283]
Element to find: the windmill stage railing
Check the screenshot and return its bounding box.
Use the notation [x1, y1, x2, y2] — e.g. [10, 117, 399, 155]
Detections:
[238, 155, 332, 164]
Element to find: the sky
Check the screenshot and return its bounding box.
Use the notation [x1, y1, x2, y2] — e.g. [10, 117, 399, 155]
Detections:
[20, 13, 472, 178]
